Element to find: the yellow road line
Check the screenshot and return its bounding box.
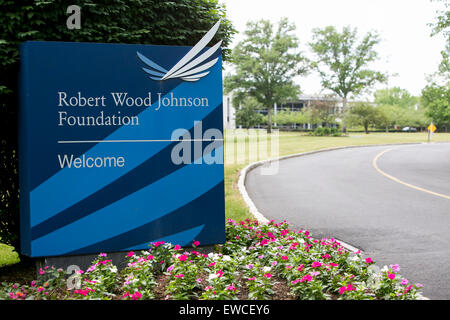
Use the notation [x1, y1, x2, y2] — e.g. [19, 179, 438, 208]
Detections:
[373, 148, 450, 200]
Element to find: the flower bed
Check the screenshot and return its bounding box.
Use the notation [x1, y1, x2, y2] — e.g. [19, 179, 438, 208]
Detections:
[0, 219, 424, 300]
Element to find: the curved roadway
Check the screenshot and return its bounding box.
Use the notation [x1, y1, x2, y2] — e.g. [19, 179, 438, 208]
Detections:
[245, 143, 450, 300]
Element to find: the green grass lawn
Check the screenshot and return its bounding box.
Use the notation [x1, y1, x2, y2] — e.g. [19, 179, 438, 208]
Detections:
[2, 131, 450, 268]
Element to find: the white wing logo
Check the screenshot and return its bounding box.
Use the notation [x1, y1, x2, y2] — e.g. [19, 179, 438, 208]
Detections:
[136, 21, 222, 82]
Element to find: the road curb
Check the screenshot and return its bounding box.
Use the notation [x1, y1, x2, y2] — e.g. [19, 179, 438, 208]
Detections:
[237, 141, 448, 300]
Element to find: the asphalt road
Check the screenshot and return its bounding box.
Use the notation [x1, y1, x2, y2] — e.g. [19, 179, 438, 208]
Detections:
[246, 143, 450, 300]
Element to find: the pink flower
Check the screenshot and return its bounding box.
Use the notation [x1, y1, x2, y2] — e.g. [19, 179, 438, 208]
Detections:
[404, 285, 413, 293]
[346, 283, 356, 291]
[300, 275, 312, 282]
[297, 264, 304, 272]
[281, 256, 289, 261]
[216, 270, 224, 278]
[365, 257, 373, 264]
[401, 279, 409, 285]
[132, 291, 142, 300]
[178, 254, 188, 262]
[390, 264, 400, 273]
[311, 261, 322, 268]
[339, 283, 356, 295]
[208, 262, 216, 267]
[167, 265, 174, 272]
[328, 263, 339, 267]
[174, 274, 185, 278]
[193, 240, 200, 247]
[248, 276, 256, 281]
[226, 284, 237, 291]
[39, 268, 45, 275]
[99, 253, 107, 257]
[322, 254, 331, 259]
[387, 273, 396, 280]
[86, 264, 97, 272]
[174, 245, 181, 251]
[264, 273, 273, 278]
[127, 251, 134, 257]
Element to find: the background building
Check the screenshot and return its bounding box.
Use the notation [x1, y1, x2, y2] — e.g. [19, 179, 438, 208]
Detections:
[223, 93, 344, 129]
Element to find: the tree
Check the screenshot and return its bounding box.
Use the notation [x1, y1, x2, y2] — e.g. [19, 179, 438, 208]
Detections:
[397, 106, 429, 129]
[235, 98, 265, 129]
[0, 0, 236, 258]
[309, 26, 387, 130]
[224, 18, 308, 133]
[422, 83, 450, 131]
[427, 0, 450, 85]
[308, 97, 338, 127]
[374, 87, 418, 109]
[345, 102, 384, 134]
[377, 104, 405, 132]
[429, 0, 450, 39]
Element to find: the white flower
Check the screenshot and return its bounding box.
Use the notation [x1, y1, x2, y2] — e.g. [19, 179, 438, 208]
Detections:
[109, 266, 117, 273]
[222, 255, 231, 261]
[262, 266, 271, 273]
[208, 273, 218, 281]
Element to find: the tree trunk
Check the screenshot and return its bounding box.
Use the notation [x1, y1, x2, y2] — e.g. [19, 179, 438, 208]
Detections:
[267, 108, 272, 134]
[341, 97, 347, 133]
[364, 122, 369, 134]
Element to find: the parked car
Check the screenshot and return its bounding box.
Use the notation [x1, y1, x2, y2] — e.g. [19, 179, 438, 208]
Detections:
[402, 127, 417, 132]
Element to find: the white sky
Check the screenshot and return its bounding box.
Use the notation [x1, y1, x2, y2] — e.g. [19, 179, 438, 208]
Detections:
[220, 0, 447, 99]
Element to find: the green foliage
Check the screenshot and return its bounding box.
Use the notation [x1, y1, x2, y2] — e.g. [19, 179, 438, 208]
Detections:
[273, 110, 307, 126]
[345, 102, 385, 134]
[235, 98, 265, 129]
[311, 127, 341, 137]
[309, 26, 387, 106]
[374, 87, 419, 109]
[0, 220, 428, 300]
[308, 98, 339, 126]
[0, 0, 235, 253]
[376, 103, 429, 131]
[224, 18, 308, 133]
[429, 0, 450, 39]
[422, 83, 450, 129]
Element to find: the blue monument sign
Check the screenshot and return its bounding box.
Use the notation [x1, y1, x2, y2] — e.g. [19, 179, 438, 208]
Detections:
[19, 23, 225, 257]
